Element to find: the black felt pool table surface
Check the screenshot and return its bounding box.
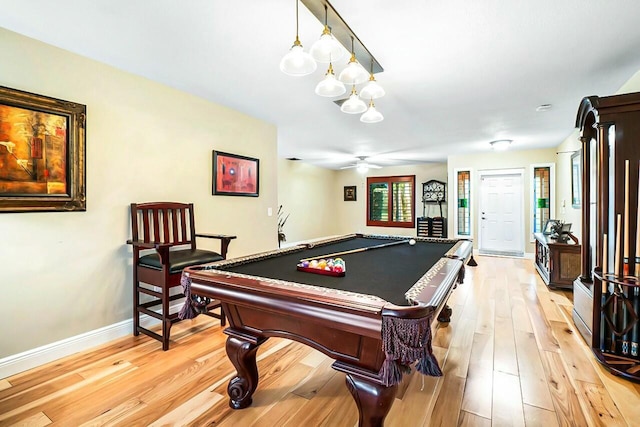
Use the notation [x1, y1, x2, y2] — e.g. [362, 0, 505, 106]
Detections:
[222, 237, 456, 306]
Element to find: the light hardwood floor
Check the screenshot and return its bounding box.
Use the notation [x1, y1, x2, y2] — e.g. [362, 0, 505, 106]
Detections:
[2, 256, 640, 426]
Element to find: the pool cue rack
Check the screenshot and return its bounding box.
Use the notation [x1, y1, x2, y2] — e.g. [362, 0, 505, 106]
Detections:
[419, 180, 447, 238]
[574, 93, 640, 382]
[417, 216, 447, 238]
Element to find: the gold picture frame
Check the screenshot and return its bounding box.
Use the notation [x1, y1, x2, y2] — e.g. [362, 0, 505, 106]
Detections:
[0, 86, 86, 212]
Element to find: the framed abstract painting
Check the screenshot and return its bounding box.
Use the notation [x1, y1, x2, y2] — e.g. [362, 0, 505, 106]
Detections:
[212, 150, 259, 197]
[0, 86, 86, 212]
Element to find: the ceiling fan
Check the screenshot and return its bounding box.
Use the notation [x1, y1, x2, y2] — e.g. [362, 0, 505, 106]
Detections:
[340, 156, 382, 172]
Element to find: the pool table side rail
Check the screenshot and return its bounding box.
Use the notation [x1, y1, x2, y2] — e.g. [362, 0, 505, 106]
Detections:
[185, 256, 464, 371]
[300, 233, 467, 250]
[401, 257, 463, 316]
[187, 266, 388, 314]
[185, 254, 464, 320]
[445, 239, 473, 261]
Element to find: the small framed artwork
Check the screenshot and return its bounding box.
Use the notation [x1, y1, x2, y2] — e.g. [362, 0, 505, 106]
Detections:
[543, 219, 559, 235]
[0, 85, 86, 212]
[212, 150, 259, 197]
[344, 185, 357, 201]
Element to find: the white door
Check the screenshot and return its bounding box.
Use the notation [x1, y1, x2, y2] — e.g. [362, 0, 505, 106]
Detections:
[479, 170, 524, 256]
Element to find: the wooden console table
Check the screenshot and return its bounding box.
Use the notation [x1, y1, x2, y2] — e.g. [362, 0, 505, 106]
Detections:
[534, 232, 581, 289]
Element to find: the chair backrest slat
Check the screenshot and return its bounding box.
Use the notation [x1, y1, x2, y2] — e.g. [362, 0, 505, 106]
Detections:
[172, 209, 180, 243]
[131, 202, 195, 247]
[142, 209, 150, 243]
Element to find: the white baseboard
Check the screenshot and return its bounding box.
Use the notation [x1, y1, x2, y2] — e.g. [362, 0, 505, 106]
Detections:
[0, 310, 166, 379]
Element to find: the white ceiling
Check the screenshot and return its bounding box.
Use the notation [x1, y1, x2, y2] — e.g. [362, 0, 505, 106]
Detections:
[2, 0, 640, 169]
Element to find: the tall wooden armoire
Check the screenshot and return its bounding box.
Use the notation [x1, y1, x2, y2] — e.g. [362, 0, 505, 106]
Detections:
[573, 93, 640, 382]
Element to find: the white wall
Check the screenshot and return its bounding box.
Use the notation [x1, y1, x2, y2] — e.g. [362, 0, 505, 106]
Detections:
[0, 28, 278, 358]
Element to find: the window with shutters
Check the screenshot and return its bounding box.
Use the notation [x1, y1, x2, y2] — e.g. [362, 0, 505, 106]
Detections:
[366, 175, 415, 228]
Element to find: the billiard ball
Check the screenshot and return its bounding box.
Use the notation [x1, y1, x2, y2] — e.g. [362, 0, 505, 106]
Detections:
[409, 239, 416, 246]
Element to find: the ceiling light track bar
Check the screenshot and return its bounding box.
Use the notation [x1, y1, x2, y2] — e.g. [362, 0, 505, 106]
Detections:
[301, 0, 383, 74]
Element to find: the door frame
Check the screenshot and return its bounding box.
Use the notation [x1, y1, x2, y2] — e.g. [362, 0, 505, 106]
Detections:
[477, 168, 526, 257]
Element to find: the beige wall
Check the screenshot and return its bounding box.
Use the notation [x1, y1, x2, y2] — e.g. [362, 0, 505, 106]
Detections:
[554, 68, 640, 242]
[277, 162, 448, 243]
[554, 132, 582, 240]
[447, 148, 557, 253]
[0, 28, 278, 357]
[277, 159, 340, 243]
[334, 163, 449, 236]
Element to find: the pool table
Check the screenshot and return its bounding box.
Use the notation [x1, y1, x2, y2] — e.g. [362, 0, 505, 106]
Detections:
[182, 233, 473, 427]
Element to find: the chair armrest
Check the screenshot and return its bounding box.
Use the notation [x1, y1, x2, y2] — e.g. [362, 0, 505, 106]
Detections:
[194, 233, 237, 240]
[194, 234, 237, 259]
[126, 240, 172, 250]
[126, 240, 171, 265]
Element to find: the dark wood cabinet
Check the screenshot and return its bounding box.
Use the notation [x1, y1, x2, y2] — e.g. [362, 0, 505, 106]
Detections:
[574, 93, 640, 382]
[534, 233, 581, 289]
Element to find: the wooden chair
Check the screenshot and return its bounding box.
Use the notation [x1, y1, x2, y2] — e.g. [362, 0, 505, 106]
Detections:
[127, 202, 236, 350]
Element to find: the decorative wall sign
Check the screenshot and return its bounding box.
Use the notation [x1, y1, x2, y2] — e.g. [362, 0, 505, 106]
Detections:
[344, 185, 357, 201]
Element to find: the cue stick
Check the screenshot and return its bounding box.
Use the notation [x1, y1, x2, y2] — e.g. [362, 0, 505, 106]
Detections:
[299, 239, 411, 262]
[634, 162, 640, 358]
[602, 234, 608, 281]
[609, 214, 622, 353]
[614, 214, 623, 354]
[633, 285, 640, 358]
[601, 233, 609, 353]
[624, 160, 630, 275]
[615, 214, 622, 277]
[622, 161, 630, 354]
[636, 161, 640, 277]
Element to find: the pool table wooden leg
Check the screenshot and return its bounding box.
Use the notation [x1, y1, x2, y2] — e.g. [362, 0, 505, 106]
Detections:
[345, 373, 398, 427]
[437, 304, 453, 323]
[225, 333, 267, 409]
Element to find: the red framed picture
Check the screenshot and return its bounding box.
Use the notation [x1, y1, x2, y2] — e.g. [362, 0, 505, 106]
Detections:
[212, 150, 259, 197]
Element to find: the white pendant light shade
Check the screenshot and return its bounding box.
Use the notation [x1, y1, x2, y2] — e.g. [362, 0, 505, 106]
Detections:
[310, 27, 344, 63]
[338, 54, 369, 85]
[281, 1, 316, 77]
[360, 100, 384, 123]
[341, 86, 367, 114]
[359, 75, 385, 99]
[315, 63, 346, 97]
[280, 41, 317, 76]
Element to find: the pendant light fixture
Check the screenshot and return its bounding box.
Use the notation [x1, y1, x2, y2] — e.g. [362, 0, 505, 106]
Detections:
[280, 0, 317, 76]
[315, 62, 346, 97]
[309, 5, 344, 64]
[359, 59, 385, 100]
[341, 85, 367, 114]
[360, 99, 384, 123]
[338, 37, 369, 85]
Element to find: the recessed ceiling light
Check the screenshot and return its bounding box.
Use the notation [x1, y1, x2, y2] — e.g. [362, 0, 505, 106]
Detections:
[490, 139, 512, 151]
[536, 104, 552, 112]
